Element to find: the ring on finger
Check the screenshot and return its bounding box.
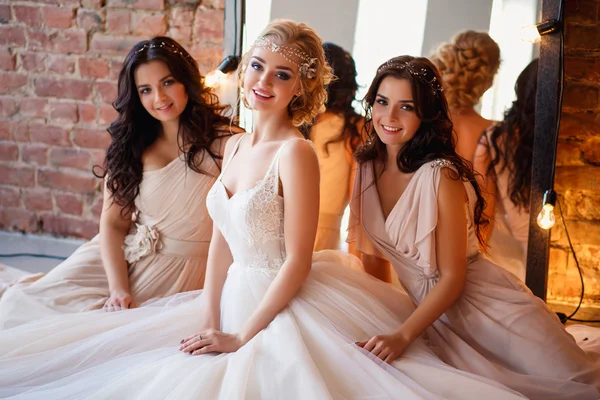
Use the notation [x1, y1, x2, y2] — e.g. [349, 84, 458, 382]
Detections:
[197, 334, 202, 340]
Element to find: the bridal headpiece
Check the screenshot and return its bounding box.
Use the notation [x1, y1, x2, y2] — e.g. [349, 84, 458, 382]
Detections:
[253, 36, 317, 79]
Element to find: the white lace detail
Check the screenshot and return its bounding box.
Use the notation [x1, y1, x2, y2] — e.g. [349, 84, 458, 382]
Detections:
[238, 175, 284, 247]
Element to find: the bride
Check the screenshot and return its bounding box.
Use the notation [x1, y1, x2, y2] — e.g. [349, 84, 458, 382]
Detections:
[0, 20, 525, 399]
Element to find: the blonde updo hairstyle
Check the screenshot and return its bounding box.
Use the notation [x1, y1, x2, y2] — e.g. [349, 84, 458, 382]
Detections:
[238, 19, 333, 129]
[430, 30, 500, 110]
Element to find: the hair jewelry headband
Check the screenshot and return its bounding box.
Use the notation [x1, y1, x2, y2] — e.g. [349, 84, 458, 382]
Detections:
[377, 61, 443, 95]
[253, 36, 317, 79]
[137, 41, 194, 62]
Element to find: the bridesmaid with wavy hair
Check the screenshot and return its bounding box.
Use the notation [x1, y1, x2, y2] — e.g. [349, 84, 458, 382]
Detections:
[349, 55, 600, 399]
[0, 36, 238, 329]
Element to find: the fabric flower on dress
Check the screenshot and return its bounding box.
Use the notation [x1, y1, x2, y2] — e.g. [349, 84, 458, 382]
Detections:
[299, 58, 317, 79]
[122, 224, 161, 264]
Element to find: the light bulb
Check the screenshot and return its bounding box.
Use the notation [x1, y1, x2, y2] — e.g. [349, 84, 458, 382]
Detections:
[520, 25, 541, 43]
[204, 69, 226, 88]
[537, 203, 556, 229]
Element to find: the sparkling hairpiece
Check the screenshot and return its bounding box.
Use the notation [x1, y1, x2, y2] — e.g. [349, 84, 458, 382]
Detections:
[253, 36, 317, 79]
[137, 41, 194, 63]
[377, 61, 443, 95]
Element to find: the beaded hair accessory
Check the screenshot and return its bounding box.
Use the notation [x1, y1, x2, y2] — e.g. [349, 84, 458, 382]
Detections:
[377, 61, 443, 95]
[136, 41, 195, 63]
[253, 36, 317, 79]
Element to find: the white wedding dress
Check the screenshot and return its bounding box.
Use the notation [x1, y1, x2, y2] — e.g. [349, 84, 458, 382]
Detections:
[0, 137, 525, 399]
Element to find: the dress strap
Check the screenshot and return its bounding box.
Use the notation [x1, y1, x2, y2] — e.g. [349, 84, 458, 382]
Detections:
[219, 134, 246, 180]
[265, 137, 310, 193]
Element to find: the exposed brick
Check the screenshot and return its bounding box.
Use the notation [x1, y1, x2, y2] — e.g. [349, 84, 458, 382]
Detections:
[26, 28, 50, 51]
[38, 168, 98, 193]
[0, 72, 28, 94]
[20, 52, 47, 72]
[556, 141, 585, 167]
[50, 147, 91, 169]
[42, 6, 75, 29]
[13, 5, 42, 27]
[47, 55, 76, 75]
[582, 136, 600, 164]
[0, 121, 9, 140]
[19, 98, 48, 119]
[189, 44, 221, 74]
[78, 103, 96, 123]
[0, 208, 37, 232]
[560, 113, 600, 139]
[76, 8, 105, 32]
[106, 9, 130, 34]
[90, 34, 144, 56]
[108, 60, 122, 80]
[0, 97, 18, 118]
[551, 219, 600, 247]
[9, 122, 29, 142]
[98, 104, 118, 125]
[41, 214, 98, 239]
[555, 166, 600, 192]
[193, 8, 223, 44]
[565, 0, 599, 25]
[50, 29, 88, 54]
[79, 57, 109, 79]
[565, 23, 600, 51]
[0, 48, 15, 71]
[35, 77, 92, 100]
[132, 12, 167, 36]
[32, 0, 80, 5]
[0, 141, 18, 161]
[562, 190, 600, 221]
[107, 0, 165, 11]
[563, 84, 599, 111]
[0, 26, 26, 46]
[565, 58, 600, 84]
[22, 188, 53, 212]
[28, 123, 70, 146]
[167, 6, 194, 42]
[0, 186, 20, 207]
[0, 164, 35, 186]
[21, 144, 49, 165]
[89, 195, 103, 218]
[55, 192, 84, 215]
[0, 5, 10, 24]
[90, 149, 105, 169]
[73, 127, 111, 149]
[49, 101, 78, 123]
[202, 0, 224, 8]
[94, 81, 117, 104]
[82, 0, 106, 9]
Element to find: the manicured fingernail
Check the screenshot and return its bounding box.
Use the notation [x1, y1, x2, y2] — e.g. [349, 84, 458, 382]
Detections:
[180, 339, 184, 344]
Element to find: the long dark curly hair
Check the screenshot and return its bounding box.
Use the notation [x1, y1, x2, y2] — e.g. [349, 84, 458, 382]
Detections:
[487, 58, 538, 210]
[313, 42, 362, 154]
[94, 36, 233, 216]
[355, 55, 488, 246]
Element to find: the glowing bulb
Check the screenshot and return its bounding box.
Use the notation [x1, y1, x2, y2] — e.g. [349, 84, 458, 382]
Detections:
[537, 203, 556, 229]
[204, 69, 226, 88]
[520, 25, 541, 43]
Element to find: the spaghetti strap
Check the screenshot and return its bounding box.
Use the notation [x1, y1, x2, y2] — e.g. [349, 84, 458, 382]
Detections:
[219, 134, 247, 180]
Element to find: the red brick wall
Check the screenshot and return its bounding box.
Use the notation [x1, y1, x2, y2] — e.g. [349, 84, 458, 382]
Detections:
[0, 0, 224, 239]
[547, 0, 600, 306]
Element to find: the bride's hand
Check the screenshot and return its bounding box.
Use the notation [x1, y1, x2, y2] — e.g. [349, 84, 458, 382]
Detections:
[356, 331, 412, 364]
[179, 329, 243, 355]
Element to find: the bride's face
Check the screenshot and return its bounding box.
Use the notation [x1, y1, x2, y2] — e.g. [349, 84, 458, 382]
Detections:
[243, 46, 302, 114]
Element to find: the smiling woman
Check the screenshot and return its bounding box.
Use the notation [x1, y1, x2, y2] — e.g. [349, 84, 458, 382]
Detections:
[0, 36, 239, 329]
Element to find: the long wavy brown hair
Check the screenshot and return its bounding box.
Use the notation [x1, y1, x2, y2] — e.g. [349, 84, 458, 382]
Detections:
[94, 36, 234, 216]
[487, 58, 538, 210]
[355, 55, 488, 246]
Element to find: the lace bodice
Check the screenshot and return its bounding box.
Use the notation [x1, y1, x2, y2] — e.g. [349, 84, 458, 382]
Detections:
[207, 135, 302, 277]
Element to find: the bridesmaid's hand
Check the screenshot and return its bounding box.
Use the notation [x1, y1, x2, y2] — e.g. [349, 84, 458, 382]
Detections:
[104, 290, 136, 311]
[356, 332, 412, 364]
[179, 329, 243, 356]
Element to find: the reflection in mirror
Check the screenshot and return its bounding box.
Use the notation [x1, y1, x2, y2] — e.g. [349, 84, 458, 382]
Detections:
[240, 0, 541, 281]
